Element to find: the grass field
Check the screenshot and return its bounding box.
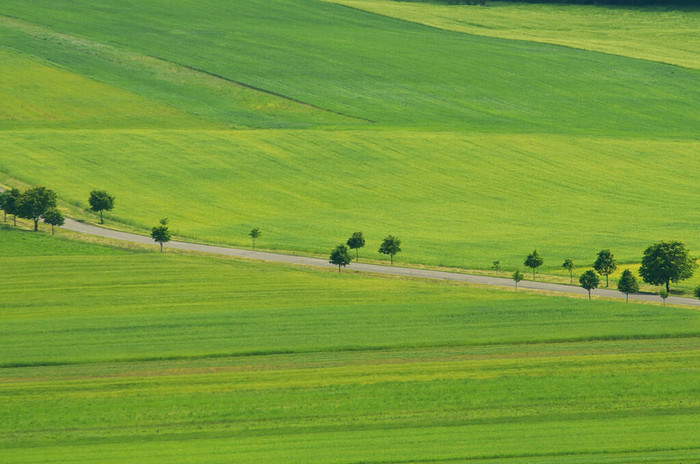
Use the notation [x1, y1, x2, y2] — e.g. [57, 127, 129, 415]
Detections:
[1, 227, 698, 463]
[1, 0, 699, 278]
[328, 0, 700, 69]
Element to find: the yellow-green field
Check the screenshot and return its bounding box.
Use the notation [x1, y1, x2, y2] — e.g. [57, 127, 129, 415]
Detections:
[1, 226, 698, 463]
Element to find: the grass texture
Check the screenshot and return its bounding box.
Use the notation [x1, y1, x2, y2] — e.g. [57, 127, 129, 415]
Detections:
[1, 228, 699, 462]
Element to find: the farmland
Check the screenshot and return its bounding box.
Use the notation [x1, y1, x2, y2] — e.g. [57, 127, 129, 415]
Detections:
[1, 0, 700, 276]
[1, 227, 699, 462]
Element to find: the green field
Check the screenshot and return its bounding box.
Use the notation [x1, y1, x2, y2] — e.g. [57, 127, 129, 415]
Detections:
[1, 0, 700, 276]
[1, 227, 699, 462]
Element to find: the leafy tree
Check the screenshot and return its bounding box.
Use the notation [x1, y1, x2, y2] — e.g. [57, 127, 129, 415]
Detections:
[1, 188, 21, 225]
[492, 260, 500, 271]
[512, 269, 524, 288]
[694, 285, 700, 300]
[346, 231, 365, 262]
[638, 241, 698, 293]
[249, 227, 261, 250]
[17, 186, 57, 231]
[42, 208, 64, 235]
[617, 269, 638, 303]
[579, 270, 600, 300]
[378, 235, 402, 265]
[329, 244, 352, 272]
[88, 190, 115, 224]
[151, 218, 171, 252]
[593, 249, 617, 287]
[562, 258, 574, 284]
[524, 250, 543, 280]
[659, 289, 669, 306]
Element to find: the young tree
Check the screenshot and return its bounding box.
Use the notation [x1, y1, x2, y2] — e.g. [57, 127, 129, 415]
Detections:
[617, 269, 638, 303]
[694, 285, 700, 300]
[249, 227, 261, 250]
[492, 261, 500, 271]
[638, 241, 697, 293]
[579, 270, 600, 300]
[562, 258, 574, 284]
[88, 190, 115, 224]
[378, 235, 402, 265]
[346, 231, 365, 262]
[512, 269, 524, 289]
[151, 218, 171, 252]
[17, 186, 57, 231]
[42, 208, 64, 235]
[659, 289, 669, 306]
[593, 249, 617, 287]
[524, 250, 543, 280]
[329, 244, 352, 272]
[0, 189, 21, 225]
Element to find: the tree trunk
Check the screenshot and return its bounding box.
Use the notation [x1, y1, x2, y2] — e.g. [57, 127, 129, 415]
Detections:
[626, 292, 629, 303]
[666, 279, 670, 293]
[252, 239, 255, 250]
[338, 264, 341, 272]
[13, 215, 16, 226]
[569, 272, 572, 284]
[160, 242, 163, 253]
[588, 289, 591, 300]
[356, 248, 359, 262]
[100, 210, 104, 224]
[532, 269, 535, 280]
[33, 218, 38, 231]
[605, 274, 609, 287]
[51, 224, 55, 235]
[390, 255, 393, 266]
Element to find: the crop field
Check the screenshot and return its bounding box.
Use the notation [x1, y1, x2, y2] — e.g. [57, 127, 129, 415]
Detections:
[1, 0, 700, 277]
[1, 228, 699, 463]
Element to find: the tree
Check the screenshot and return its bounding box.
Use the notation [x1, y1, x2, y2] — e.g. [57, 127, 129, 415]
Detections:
[16, 186, 57, 231]
[638, 241, 698, 293]
[346, 231, 365, 262]
[151, 218, 171, 252]
[88, 190, 115, 224]
[329, 244, 352, 272]
[524, 250, 543, 280]
[249, 227, 261, 250]
[562, 258, 574, 284]
[659, 289, 669, 306]
[694, 285, 700, 300]
[492, 260, 500, 271]
[378, 235, 402, 265]
[512, 269, 524, 288]
[42, 208, 64, 235]
[617, 269, 638, 303]
[0, 189, 21, 225]
[579, 270, 599, 300]
[593, 249, 617, 287]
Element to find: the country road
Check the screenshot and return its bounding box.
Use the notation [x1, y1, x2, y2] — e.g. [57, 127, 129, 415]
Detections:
[59, 218, 700, 307]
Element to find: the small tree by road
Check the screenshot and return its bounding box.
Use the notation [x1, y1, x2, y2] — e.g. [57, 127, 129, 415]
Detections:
[524, 250, 543, 280]
[329, 244, 352, 272]
[88, 190, 115, 224]
[379, 235, 401, 265]
[579, 270, 600, 300]
[42, 208, 64, 235]
[346, 231, 365, 262]
[249, 227, 261, 250]
[17, 186, 57, 231]
[0, 188, 21, 225]
[151, 218, 171, 252]
[512, 269, 524, 289]
[694, 285, 700, 300]
[617, 269, 638, 303]
[638, 241, 697, 293]
[593, 249, 617, 287]
[562, 258, 574, 284]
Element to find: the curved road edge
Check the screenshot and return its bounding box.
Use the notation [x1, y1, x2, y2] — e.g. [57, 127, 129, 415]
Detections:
[60, 218, 700, 307]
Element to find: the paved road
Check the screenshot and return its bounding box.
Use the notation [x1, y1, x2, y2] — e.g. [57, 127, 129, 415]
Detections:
[61, 218, 700, 307]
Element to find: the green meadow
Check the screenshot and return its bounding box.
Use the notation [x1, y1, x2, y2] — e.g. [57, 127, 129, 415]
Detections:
[1, 227, 699, 462]
[1, 0, 700, 277]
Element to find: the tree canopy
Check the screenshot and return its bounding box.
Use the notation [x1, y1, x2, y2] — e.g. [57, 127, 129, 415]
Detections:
[249, 227, 262, 250]
[638, 241, 697, 292]
[562, 258, 574, 284]
[593, 249, 616, 287]
[0, 188, 21, 225]
[151, 218, 172, 252]
[524, 250, 543, 280]
[378, 235, 402, 265]
[579, 270, 600, 300]
[16, 186, 57, 231]
[512, 269, 524, 288]
[88, 190, 115, 224]
[329, 244, 352, 272]
[617, 269, 638, 303]
[346, 232, 365, 262]
[42, 208, 65, 235]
